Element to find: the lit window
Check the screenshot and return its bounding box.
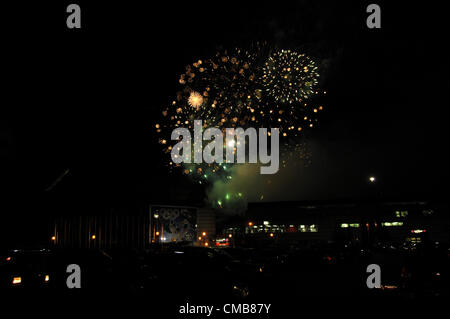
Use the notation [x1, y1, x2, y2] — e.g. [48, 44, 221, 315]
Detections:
[381, 221, 403, 227]
[395, 210, 408, 217]
[341, 223, 359, 228]
[298, 224, 318, 232]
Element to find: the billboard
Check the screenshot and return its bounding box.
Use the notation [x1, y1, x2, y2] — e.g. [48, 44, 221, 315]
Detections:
[150, 206, 197, 243]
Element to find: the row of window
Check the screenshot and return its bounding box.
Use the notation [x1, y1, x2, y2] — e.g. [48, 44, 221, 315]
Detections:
[340, 222, 404, 228]
[226, 219, 408, 235]
[243, 224, 319, 234]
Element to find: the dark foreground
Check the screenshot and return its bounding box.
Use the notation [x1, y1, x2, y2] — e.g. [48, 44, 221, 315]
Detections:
[1, 242, 448, 315]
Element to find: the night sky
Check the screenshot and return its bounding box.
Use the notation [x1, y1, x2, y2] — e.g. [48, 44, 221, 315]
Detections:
[1, 1, 449, 244]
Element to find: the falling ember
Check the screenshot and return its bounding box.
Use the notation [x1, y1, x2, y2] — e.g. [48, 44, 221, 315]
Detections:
[188, 91, 204, 109]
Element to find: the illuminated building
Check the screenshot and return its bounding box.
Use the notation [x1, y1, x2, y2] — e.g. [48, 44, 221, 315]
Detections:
[222, 199, 449, 246]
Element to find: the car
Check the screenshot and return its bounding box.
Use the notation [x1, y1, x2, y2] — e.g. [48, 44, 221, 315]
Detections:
[0, 249, 52, 288]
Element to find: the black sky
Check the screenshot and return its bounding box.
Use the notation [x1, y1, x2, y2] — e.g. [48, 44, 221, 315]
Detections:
[1, 0, 449, 219]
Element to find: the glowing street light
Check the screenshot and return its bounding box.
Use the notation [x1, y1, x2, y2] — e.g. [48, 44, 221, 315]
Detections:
[91, 235, 96, 240]
[369, 176, 376, 183]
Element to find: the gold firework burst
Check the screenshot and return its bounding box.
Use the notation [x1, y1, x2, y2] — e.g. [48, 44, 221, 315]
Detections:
[188, 91, 204, 109]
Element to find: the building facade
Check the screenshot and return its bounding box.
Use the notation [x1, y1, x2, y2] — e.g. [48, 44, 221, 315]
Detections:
[222, 200, 449, 246]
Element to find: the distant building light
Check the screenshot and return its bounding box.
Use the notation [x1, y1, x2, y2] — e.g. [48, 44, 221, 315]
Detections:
[381, 221, 403, 227]
[299, 224, 319, 232]
[12, 277, 21, 285]
[411, 229, 426, 234]
[395, 210, 408, 218]
[341, 223, 360, 228]
[263, 221, 270, 226]
[153, 213, 159, 219]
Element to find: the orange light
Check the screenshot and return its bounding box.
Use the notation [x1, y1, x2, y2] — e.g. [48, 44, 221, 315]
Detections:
[51, 236, 56, 241]
[12, 277, 21, 285]
[202, 232, 207, 236]
[91, 235, 96, 240]
[44, 275, 50, 282]
[198, 236, 202, 240]
[228, 234, 232, 238]
[248, 222, 253, 227]
[6, 257, 11, 261]
[156, 231, 160, 236]
[381, 285, 398, 290]
[204, 242, 209, 247]
[269, 233, 274, 237]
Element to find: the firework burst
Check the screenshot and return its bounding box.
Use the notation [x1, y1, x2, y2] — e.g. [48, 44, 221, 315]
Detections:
[261, 49, 319, 104]
[188, 91, 204, 109]
[155, 44, 326, 188]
